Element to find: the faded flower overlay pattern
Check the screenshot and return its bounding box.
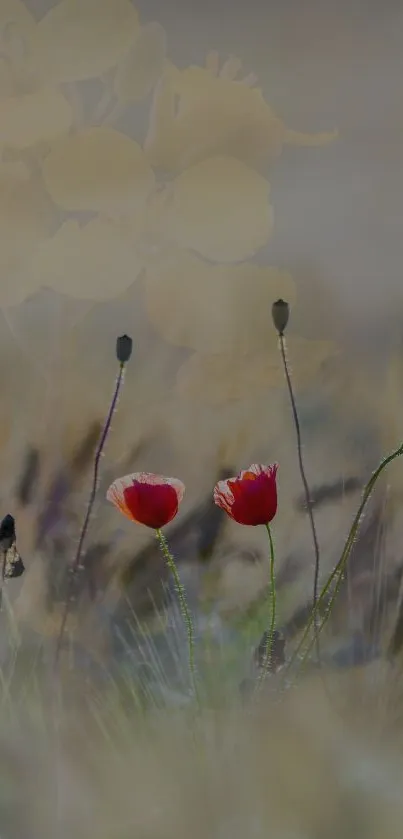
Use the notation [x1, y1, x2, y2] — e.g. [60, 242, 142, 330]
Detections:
[0, 0, 340, 454]
[0, 0, 352, 634]
[0, 0, 336, 313]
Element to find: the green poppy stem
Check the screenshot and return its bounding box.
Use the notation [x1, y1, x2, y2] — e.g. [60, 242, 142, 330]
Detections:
[286, 441, 403, 676]
[155, 528, 198, 699]
[257, 523, 277, 686]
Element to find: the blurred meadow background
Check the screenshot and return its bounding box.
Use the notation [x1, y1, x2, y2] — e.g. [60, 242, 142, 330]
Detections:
[2, 0, 403, 835]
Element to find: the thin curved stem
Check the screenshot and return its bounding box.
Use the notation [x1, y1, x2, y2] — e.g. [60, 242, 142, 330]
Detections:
[285, 441, 403, 678]
[54, 363, 125, 667]
[279, 334, 321, 662]
[155, 528, 198, 700]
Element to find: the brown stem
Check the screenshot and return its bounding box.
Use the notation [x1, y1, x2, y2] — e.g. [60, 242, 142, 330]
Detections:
[54, 363, 125, 667]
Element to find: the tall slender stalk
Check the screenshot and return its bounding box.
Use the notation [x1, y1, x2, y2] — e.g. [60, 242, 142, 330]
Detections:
[278, 333, 322, 663]
[256, 523, 277, 686]
[155, 528, 198, 700]
[54, 337, 132, 668]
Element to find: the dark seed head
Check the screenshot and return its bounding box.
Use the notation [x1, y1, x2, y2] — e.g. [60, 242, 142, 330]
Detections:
[272, 299, 290, 336]
[0, 514, 16, 549]
[116, 334, 133, 364]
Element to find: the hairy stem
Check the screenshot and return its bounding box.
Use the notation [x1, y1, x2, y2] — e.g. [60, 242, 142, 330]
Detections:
[155, 528, 198, 699]
[257, 523, 277, 686]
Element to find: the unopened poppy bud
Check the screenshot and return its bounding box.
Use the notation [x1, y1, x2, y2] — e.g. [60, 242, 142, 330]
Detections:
[116, 334, 133, 364]
[272, 299, 289, 336]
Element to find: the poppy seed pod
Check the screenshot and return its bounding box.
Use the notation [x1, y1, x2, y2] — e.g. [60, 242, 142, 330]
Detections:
[116, 334, 133, 363]
[272, 299, 289, 336]
[0, 514, 15, 550]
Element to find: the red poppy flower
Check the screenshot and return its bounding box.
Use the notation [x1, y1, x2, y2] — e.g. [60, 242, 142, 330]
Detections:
[213, 463, 278, 526]
[106, 472, 185, 529]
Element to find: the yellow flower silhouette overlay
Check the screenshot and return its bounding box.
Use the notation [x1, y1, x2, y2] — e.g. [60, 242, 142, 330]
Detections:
[33, 0, 140, 83]
[0, 0, 337, 334]
[35, 130, 274, 301]
[0, 1, 164, 305]
[144, 51, 338, 172]
[144, 251, 295, 353]
[175, 338, 340, 405]
[0, 161, 54, 307]
[0, 0, 73, 149]
[0, 0, 72, 304]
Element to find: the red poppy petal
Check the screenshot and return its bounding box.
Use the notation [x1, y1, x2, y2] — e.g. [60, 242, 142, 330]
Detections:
[133, 472, 185, 501]
[106, 481, 137, 522]
[231, 481, 266, 525]
[213, 480, 235, 515]
[246, 473, 277, 524]
[229, 468, 277, 525]
[124, 482, 179, 528]
[261, 472, 278, 522]
[107, 472, 185, 527]
[214, 463, 278, 526]
[239, 463, 278, 481]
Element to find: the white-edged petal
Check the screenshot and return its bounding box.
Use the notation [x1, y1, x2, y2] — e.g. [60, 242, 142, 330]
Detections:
[213, 479, 235, 514]
[107, 473, 134, 498]
[238, 463, 277, 480]
[108, 471, 185, 500]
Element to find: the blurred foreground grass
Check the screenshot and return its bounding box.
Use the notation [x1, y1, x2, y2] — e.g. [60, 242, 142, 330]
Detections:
[0, 547, 401, 839]
[0, 630, 403, 839]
